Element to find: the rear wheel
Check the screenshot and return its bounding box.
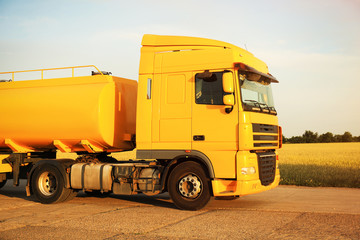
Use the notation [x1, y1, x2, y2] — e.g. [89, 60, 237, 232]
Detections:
[0, 179, 7, 189]
[64, 190, 78, 201]
[168, 161, 211, 210]
[31, 165, 75, 204]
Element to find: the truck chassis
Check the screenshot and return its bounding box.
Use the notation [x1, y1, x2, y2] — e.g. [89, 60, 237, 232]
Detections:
[1, 152, 213, 210]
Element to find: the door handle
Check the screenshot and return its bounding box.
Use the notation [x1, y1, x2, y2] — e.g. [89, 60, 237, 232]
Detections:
[193, 135, 205, 141]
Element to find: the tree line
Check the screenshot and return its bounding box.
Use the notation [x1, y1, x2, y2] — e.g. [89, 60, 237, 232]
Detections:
[283, 130, 360, 144]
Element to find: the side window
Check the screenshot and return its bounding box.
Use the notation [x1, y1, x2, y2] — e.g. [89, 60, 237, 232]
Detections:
[195, 72, 224, 105]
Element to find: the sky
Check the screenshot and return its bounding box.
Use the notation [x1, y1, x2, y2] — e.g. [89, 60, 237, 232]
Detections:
[1, 0, 359, 137]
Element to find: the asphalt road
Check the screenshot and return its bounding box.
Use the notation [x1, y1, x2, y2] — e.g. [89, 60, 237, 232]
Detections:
[0, 181, 359, 240]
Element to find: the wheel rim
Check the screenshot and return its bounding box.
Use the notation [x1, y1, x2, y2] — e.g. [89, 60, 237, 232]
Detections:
[38, 171, 57, 196]
[178, 174, 202, 199]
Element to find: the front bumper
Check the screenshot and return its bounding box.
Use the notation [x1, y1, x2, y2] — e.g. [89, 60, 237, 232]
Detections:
[211, 174, 280, 197]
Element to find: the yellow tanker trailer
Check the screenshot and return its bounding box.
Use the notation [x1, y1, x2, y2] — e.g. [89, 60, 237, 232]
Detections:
[0, 67, 137, 153]
[0, 35, 281, 210]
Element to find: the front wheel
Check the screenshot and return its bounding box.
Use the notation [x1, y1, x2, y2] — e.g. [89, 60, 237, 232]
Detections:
[168, 161, 211, 210]
[31, 164, 75, 204]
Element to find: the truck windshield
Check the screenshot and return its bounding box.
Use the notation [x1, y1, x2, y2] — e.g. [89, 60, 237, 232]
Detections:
[239, 72, 277, 115]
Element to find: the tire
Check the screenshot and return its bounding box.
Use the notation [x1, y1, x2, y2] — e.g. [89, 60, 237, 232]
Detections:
[31, 164, 74, 204]
[168, 161, 211, 210]
[64, 190, 78, 201]
[0, 179, 7, 189]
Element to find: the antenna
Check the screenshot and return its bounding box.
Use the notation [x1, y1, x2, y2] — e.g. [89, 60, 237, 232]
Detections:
[244, 44, 248, 51]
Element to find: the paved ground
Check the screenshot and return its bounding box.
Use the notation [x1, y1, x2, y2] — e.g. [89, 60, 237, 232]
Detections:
[0, 181, 359, 240]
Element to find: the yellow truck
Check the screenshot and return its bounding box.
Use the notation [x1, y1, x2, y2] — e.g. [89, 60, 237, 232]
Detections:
[0, 34, 281, 210]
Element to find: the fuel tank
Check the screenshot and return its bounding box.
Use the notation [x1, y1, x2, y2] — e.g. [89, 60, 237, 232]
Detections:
[0, 75, 137, 153]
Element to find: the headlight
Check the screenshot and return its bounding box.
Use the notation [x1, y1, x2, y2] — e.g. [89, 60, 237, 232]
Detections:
[241, 167, 256, 175]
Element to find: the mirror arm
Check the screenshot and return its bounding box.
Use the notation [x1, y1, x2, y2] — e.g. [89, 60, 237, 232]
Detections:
[225, 106, 233, 114]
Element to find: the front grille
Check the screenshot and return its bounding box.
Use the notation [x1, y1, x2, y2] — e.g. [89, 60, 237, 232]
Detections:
[254, 143, 278, 147]
[257, 152, 276, 186]
[253, 135, 278, 141]
[252, 123, 279, 148]
[252, 124, 278, 133]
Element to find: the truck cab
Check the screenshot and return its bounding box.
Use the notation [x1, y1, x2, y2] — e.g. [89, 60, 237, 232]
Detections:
[136, 35, 281, 203]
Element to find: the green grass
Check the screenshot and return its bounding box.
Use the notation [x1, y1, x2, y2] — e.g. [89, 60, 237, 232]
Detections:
[278, 142, 360, 188]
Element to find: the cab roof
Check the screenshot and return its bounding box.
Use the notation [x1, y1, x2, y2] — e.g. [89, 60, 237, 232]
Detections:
[142, 34, 250, 53]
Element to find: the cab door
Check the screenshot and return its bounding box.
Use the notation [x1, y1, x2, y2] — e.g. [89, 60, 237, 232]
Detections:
[191, 71, 238, 178]
[151, 72, 192, 150]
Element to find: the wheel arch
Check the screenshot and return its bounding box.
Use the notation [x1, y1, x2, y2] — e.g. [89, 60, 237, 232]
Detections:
[136, 150, 215, 194]
[137, 150, 214, 176]
[163, 157, 214, 193]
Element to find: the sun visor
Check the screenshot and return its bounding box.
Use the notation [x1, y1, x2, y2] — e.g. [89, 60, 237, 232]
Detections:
[234, 62, 279, 83]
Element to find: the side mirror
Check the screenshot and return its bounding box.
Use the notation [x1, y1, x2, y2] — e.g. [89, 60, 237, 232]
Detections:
[222, 72, 234, 93]
[223, 94, 234, 106]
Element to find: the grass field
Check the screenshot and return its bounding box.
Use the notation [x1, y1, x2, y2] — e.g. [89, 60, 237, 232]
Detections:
[278, 142, 360, 188]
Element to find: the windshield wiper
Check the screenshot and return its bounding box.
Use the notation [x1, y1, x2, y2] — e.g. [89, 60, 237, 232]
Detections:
[244, 100, 277, 115]
[244, 100, 261, 112]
